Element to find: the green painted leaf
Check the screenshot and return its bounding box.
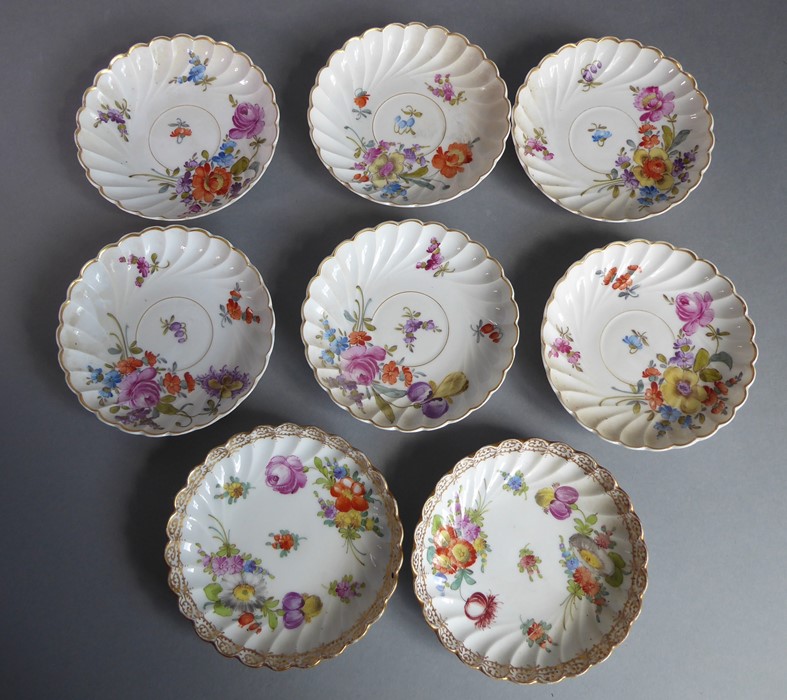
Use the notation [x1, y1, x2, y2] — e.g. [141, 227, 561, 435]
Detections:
[662, 124, 674, 150]
[586, 514, 598, 525]
[432, 372, 469, 399]
[671, 129, 691, 149]
[213, 603, 232, 617]
[608, 551, 626, 570]
[605, 568, 624, 588]
[373, 391, 395, 423]
[656, 353, 668, 364]
[201, 150, 210, 160]
[426, 545, 435, 563]
[156, 402, 179, 415]
[109, 405, 120, 414]
[160, 394, 176, 403]
[699, 368, 723, 382]
[632, 402, 641, 415]
[431, 515, 443, 535]
[693, 348, 710, 372]
[204, 583, 222, 602]
[373, 385, 407, 399]
[406, 166, 429, 179]
[108, 347, 121, 355]
[710, 351, 734, 370]
[231, 156, 250, 176]
[450, 577, 462, 591]
[314, 456, 323, 469]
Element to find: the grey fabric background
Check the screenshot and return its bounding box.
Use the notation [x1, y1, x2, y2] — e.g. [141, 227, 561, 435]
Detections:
[3, 1, 784, 697]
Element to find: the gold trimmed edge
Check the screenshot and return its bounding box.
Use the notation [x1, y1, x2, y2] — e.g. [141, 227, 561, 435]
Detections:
[511, 36, 715, 223]
[540, 239, 758, 450]
[55, 225, 276, 437]
[299, 219, 521, 432]
[74, 34, 281, 221]
[164, 422, 404, 669]
[307, 22, 511, 208]
[411, 437, 648, 684]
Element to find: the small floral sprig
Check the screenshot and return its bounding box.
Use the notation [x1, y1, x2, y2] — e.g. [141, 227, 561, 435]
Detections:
[118, 252, 168, 287]
[500, 470, 529, 498]
[470, 320, 503, 344]
[522, 127, 554, 160]
[94, 99, 131, 141]
[547, 326, 582, 372]
[170, 50, 215, 90]
[394, 105, 422, 135]
[416, 237, 454, 276]
[169, 117, 192, 143]
[426, 73, 466, 105]
[395, 307, 441, 352]
[578, 60, 603, 91]
[352, 89, 371, 119]
[214, 476, 253, 504]
[219, 283, 261, 327]
[161, 315, 187, 343]
[517, 545, 543, 582]
[521, 618, 556, 651]
[266, 530, 305, 557]
[596, 264, 642, 298]
[588, 122, 612, 146]
[327, 574, 365, 603]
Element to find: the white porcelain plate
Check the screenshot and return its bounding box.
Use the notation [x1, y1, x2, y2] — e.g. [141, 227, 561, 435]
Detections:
[57, 226, 274, 436]
[413, 438, 647, 683]
[309, 23, 510, 206]
[513, 37, 713, 221]
[76, 34, 279, 220]
[302, 220, 519, 431]
[166, 423, 403, 669]
[543, 240, 757, 449]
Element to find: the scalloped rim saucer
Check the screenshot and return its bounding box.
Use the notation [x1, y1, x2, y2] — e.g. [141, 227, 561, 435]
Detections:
[542, 240, 757, 449]
[57, 225, 275, 436]
[309, 22, 511, 207]
[512, 37, 714, 222]
[301, 219, 519, 431]
[165, 423, 403, 669]
[76, 34, 280, 220]
[412, 437, 648, 684]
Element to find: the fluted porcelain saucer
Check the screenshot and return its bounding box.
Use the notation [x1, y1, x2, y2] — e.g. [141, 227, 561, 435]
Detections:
[542, 240, 757, 449]
[166, 423, 403, 669]
[512, 37, 713, 221]
[309, 23, 510, 206]
[413, 438, 647, 683]
[57, 226, 274, 436]
[301, 220, 518, 431]
[76, 35, 279, 220]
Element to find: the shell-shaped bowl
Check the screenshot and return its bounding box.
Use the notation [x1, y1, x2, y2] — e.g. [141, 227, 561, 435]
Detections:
[302, 220, 519, 431]
[57, 226, 274, 436]
[309, 23, 510, 206]
[76, 34, 279, 220]
[542, 240, 756, 449]
[512, 37, 713, 221]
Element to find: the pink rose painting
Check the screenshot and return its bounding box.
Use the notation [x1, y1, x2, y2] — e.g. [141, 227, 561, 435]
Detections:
[265, 455, 308, 495]
[340, 345, 386, 385]
[228, 102, 264, 139]
[674, 291, 714, 335]
[117, 367, 161, 408]
[633, 86, 675, 123]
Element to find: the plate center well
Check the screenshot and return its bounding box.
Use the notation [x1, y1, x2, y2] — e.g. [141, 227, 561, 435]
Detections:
[372, 92, 446, 156]
[149, 105, 222, 171]
[599, 309, 675, 385]
[371, 291, 449, 367]
[569, 106, 639, 174]
[135, 296, 214, 370]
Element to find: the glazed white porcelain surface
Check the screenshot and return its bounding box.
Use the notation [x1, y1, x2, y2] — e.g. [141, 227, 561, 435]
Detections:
[512, 37, 713, 221]
[309, 23, 510, 206]
[166, 423, 403, 669]
[57, 226, 274, 436]
[542, 240, 756, 449]
[412, 438, 647, 683]
[76, 35, 279, 220]
[302, 220, 518, 431]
